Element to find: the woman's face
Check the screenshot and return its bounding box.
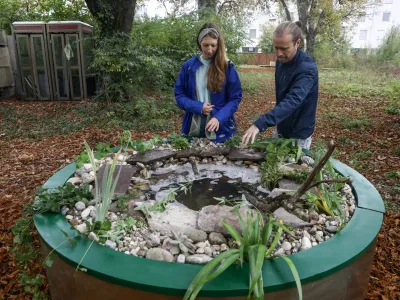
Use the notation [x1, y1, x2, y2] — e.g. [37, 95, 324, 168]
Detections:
[200, 35, 218, 60]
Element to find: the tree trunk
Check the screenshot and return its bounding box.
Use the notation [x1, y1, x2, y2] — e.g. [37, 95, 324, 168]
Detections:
[279, 0, 292, 21]
[85, 0, 137, 37]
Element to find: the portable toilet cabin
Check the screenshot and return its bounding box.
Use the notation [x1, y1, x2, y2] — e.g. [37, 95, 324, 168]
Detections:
[46, 21, 94, 101]
[12, 22, 53, 100]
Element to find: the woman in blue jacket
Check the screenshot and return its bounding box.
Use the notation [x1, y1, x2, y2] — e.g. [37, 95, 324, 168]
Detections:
[174, 23, 243, 143]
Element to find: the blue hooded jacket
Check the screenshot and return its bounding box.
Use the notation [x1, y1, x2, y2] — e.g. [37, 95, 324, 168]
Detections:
[254, 49, 318, 139]
[174, 55, 242, 143]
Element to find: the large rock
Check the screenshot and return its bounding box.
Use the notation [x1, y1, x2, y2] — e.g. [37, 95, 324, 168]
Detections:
[147, 205, 207, 242]
[272, 207, 315, 228]
[128, 150, 176, 165]
[96, 165, 138, 198]
[280, 163, 311, 176]
[228, 148, 264, 162]
[146, 248, 174, 262]
[198, 205, 254, 235]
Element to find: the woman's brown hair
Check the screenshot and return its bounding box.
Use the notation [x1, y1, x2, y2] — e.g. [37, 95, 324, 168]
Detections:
[197, 23, 228, 93]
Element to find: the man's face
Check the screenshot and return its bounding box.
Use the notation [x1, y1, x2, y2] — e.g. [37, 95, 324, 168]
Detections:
[273, 34, 300, 63]
[200, 36, 218, 60]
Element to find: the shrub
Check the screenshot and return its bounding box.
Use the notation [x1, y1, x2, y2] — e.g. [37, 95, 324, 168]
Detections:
[385, 79, 400, 115]
[92, 33, 191, 103]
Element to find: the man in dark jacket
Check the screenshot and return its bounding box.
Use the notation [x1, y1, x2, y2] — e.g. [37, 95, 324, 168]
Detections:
[242, 21, 318, 149]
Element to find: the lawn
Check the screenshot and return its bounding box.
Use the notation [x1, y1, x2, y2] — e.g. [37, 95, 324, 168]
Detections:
[0, 67, 398, 299]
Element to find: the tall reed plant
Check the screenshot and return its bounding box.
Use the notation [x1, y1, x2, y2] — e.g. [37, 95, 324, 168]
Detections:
[184, 210, 302, 300]
[84, 141, 122, 224]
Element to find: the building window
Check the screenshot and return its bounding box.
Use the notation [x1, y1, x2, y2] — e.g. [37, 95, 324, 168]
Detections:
[359, 15, 366, 22]
[382, 12, 391, 21]
[384, 0, 393, 4]
[359, 30, 367, 40]
[377, 30, 385, 42]
[249, 29, 257, 39]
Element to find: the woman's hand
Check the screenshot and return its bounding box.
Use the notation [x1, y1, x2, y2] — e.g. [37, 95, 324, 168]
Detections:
[241, 125, 260, 146]
[202, 102, 214, 115]
[206, 118, 219, 132]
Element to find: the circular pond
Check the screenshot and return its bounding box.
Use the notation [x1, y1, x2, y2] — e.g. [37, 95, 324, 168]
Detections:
[35, 151, 384, 299]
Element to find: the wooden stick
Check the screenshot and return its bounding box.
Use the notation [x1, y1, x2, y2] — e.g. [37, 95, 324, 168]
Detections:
[290, 140, 336, 204]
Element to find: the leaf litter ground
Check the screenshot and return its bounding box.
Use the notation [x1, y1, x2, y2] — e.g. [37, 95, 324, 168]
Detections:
[0, 67, 398, 299]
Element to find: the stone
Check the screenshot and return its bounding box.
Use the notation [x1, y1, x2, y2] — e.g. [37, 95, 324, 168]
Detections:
[272, 208, 315, 228]
[204, 247, 213, 256]
[280, 163, 310, 176]
[83, 163, 93, 171]
[66, 215, 73, 221]
[274, 248, 284, 256]
[146, 248, 174, 262]
[309, 210, 319, 221]
[267, 189, 293, 201]
[147, 234, 161, 247]
[325, 226, 338, 233]
[198, 205, 253, 235]
[81, 208, 91, 219]
[220, 244, 229, 252]
[228, 148, 264, 162]
[312, 242, 318, 247]
[177, 254, 186, 264]
[208, 232, 227, 245]
[88, 232, 99, 242]
[195, 242, 206, 249]
[278, 179, 302, 190]
[301, 156, 315, 165]
[199, 147, 230, 158]
[75, 223, 87, 233]
[282, 241, 292, 251]
[67, 177, 82, 185]
[196, 248, 205, 254]
[105, 240, 117, 250]
[61, 206, 69, 215]
[97, 165, 137, 198]
[81, 173, 95, 184]
[128, 150, 176, 165]
[75, 201, 86, 211]
[301, 236, 312, 250]
[147, 205, 207, 243]
[186, 254, 213, 264]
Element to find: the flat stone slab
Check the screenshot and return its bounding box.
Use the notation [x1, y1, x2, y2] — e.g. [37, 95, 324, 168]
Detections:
[147, 205, 207, 242]
[127, 150, 176, 165]
[97, 165, 138, 198]
[272, 207, 315, 228]
[198, 147, 230, 157]
[228, 148, 265, 162]
[198, 205, 254, 235]
[175, 148, 198, 158]
[278, 179, 302, 190]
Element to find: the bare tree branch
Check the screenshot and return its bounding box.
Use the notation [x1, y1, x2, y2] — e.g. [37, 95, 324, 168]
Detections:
[290, 140, 336, 204]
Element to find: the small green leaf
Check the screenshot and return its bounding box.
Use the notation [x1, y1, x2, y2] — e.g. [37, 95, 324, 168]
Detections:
[44, 252, 57, 267]
[60, 229, 69, 238]
[68, 238, 77, 247]
[101, 220, 112, 231]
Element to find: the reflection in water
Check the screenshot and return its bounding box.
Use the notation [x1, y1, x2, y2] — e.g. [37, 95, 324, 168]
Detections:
[161, 176, 243, 211]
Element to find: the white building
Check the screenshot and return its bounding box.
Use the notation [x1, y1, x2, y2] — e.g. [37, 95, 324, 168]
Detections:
[242, 3, 297, 53]
[348, 0, 400, 49]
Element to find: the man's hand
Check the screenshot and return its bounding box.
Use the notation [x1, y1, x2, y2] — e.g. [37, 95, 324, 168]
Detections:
[206, 117, 219, 132]
[202, 102, 214, 115]
[242, 125, 260, 146]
